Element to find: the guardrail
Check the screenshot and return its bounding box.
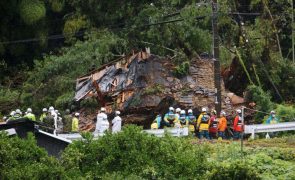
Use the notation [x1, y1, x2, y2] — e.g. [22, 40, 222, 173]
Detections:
[55, 127, 189, 142]
[244, 122, 295, 139]
[144, 127, 189, 137]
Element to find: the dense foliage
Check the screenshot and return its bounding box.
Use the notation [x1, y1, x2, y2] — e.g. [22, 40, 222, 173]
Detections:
[0, 1, 294, 115]
[1, 126, 295, 179]
[0, 132, 62, 179]
[21, 30, 127, 111]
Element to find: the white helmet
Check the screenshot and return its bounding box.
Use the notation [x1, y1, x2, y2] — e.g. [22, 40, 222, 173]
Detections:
[180, 110, 185, 114]
[221, 111, 226, 116]
[236, 109, 242, 114]
[49, 106, 54, 111]
[270, 110, 276, 114]
[42, 108, 47, 112]
[188, 109, 193, 113]
[176, 108, 181, 113]
[10, 111, 16, 116]
[16, 109, 22, 114]
[115, 111, 121, 115]
[211, 109, 217, 115]
[101, 107, 106, 112]
[169, 107, 174, 112]
[75, 112, 80, 117]
[201, 107, 207, 112]
[27, 108, 32, 113]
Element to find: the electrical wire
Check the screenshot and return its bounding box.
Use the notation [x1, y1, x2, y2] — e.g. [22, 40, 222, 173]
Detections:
[0, 31, 85, 45]
[0, 9, 262, 45]
[243, 107, 295, 120]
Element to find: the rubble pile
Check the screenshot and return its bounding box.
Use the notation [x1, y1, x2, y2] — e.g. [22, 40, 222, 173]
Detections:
[75, 51, 244, 129]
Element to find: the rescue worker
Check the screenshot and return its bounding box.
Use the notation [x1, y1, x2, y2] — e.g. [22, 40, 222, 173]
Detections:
[112, 111, 122, 133]
[39, 108, 47, 122]
[7, 111, 16, 121]
[178, 110, 188, 127]
[218, 111, 227, 140]
[24, 108, 36, 121]
[63, 109, 72, 133]
[13, 109, 23, 119]
[266, 110, 279, 124]
[196, 108, 206, 133]
[56, 111, 63, 134]
[151, 114, 162, 129]
[95, 107, 109, 135]
[186, 109, 196, 135]
[2, 116, 7, 122]
[48, 106, 58, 135]
[163, 107, 178, 127]
[233, 109, 243, 140]
[209, 110, 218, 139]
[175, 108, 181, 119]
[43, 111, 55, 133]
[71, 113, 79, 132]
[197, 108, 210, 139]
[265, 110, 279, 138]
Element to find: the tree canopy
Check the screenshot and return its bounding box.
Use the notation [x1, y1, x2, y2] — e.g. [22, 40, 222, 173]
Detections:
[0, 0, 294, 114]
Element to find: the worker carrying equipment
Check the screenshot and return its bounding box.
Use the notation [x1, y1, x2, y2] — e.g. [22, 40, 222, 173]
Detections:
[71, 113, 79, 132]
[163, 107, 178, 127]
[24, 108, 36, 121]
[186, 109, 196, 133]
[218, 111, 227, 140]
[151, 114, 162, 129]
[95, 107, 109, 135]
[233, 109, 243, 140]
[112, 111, 122, 133]
[178, 110, 187, 127]
[209, 109, 218, 139]
[197, 107, 210, 139]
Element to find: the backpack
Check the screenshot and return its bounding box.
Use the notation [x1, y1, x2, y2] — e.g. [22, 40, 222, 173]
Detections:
[167, 113, 175, 121]
[201, 114, 210, 124]
[210, 117, 218, 128]
[187, 114, 196, 122]
[179, 115, 186, 125]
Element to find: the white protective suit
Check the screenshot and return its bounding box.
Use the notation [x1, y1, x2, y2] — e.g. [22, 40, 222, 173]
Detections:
[112, 115, 122, 133]
[96, 112, 109, 135]
[50, 111, 58, 135]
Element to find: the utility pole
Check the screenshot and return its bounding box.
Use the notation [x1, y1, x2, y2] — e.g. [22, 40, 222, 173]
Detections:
[212, 0, 222, 116]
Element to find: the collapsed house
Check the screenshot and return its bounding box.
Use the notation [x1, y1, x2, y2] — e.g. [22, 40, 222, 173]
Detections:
[75, 50, 233, 129]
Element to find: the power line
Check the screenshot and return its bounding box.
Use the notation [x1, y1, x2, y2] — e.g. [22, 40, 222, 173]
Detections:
[0, 14, 209, 45]
[0, 10, 261, 45]
[0, 31, 85, 45]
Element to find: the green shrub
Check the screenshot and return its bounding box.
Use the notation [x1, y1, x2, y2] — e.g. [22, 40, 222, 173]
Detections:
[208, 160, 260, 180]
[173, 61, 190, 78]
[142, 84, 164, 95]
[61, 125, 208, 179]
[0, 132, 63, 179]
[246, 85, 274, 122]
[275, 104, 295, 122]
